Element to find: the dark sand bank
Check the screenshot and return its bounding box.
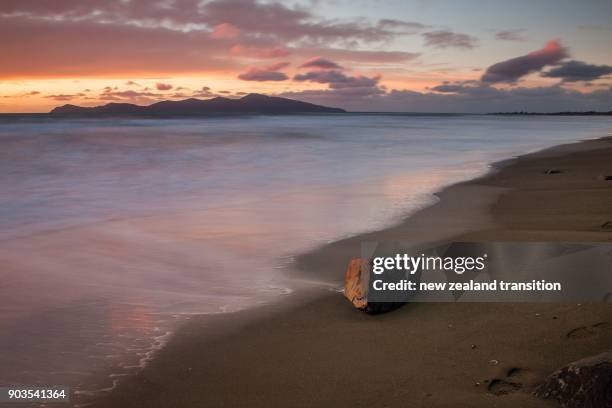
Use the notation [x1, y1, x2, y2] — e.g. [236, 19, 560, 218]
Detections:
[94, 137, 612, 408]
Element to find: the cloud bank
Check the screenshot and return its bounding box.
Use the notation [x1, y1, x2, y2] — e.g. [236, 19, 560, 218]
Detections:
[542, 60, 612, 82]
[0, 0, 426, 78]
[280, 84, 611, 113]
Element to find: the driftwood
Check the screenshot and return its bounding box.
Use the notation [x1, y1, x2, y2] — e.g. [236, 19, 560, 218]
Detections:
[343, 258, 404, 314]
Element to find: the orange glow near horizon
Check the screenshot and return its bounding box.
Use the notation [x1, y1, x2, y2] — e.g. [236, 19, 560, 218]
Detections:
[0, 75, 293, 113]
[1, 68, 607, 113]
[0, 0, 610, 113]
[0, 71, 449, 113]
[3, 74, 603, 113]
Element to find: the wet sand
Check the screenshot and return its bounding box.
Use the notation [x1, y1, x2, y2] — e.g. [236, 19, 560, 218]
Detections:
[94, 136, 612, 408]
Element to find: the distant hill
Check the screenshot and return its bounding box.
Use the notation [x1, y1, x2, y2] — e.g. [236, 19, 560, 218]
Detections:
[50, 93, 346, 115]
[489, 110, 612, 116]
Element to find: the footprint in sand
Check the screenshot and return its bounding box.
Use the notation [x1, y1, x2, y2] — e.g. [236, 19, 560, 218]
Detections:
[486, 367, 525, 396]
[566, 321, 611, 339]
[487, 379, 522, 395]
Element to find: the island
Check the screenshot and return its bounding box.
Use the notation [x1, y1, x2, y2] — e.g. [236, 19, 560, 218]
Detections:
[49, 93, 346, 116]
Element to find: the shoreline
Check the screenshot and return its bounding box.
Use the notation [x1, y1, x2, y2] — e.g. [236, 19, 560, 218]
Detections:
[292, 134, 612, 285]
[93, 135, 612, 408]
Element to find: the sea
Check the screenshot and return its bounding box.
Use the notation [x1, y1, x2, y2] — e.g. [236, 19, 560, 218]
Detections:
[1, 114, 611, 405]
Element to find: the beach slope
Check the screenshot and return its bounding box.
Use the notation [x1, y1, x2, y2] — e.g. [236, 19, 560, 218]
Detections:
[94, 137, 612, 408]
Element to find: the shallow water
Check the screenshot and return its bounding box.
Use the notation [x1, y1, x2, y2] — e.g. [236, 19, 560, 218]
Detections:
[1, 114, 611, 403]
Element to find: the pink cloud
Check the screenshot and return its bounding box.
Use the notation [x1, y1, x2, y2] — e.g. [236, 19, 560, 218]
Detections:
[300, 57, 343, 70]
[238, 62, 290, 81]
[156, 82, 173, 91]
[238, 70, 288, 82]
[293, 70, 382, 91]
[481, 39, 569, 83]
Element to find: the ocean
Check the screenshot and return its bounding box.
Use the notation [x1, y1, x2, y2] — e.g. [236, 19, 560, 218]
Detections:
[1, 114, 611, 403]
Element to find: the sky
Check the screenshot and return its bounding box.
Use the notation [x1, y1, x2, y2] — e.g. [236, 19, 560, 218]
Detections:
[1, 0, 611, 113]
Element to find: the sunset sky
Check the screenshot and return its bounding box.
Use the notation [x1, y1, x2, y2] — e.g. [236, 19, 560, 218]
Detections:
[1, 0, 611, 113]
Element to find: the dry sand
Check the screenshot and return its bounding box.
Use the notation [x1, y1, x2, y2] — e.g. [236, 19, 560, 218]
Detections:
[93, 136, 612, 408]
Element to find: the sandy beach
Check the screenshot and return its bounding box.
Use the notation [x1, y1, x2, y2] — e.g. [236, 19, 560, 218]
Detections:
[93, 136, 612, 408]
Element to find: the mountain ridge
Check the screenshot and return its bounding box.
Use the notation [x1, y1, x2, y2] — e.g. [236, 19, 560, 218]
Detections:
[50, 93, 346, 115]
